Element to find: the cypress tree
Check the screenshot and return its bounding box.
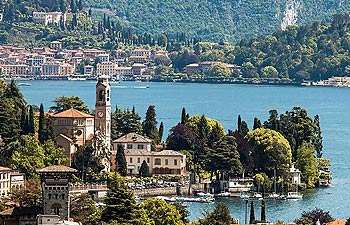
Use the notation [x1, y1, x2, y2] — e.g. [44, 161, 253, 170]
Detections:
[142, 105, 159, 144]
[253, 117, 262, 130]
[158, 122, 164, 142]
[20, 105, 28, 135]
[238, 115, 242, 132]
[261, 200, 266, 222]
[38, 103, 45, 144]
[139, 160, 149, 177]
[181, 107, 187, 124]
[101, 174, 137, 223]
[28, 105, 35, 134]
[115, 144, 127, 176]
[250, 201, 255, 224]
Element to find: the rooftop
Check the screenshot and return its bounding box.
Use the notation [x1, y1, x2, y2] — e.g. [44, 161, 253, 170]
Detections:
[0, 166, 12, 171]
[152, 150, 185, 157]
[113, 132, 152, 143]
[52, 108, 93, 118]
[0, 206, 42, 216]
[37, 165, 78, 173]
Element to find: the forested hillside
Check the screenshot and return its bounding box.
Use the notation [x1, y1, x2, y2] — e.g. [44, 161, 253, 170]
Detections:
[84, 0, 350, 42]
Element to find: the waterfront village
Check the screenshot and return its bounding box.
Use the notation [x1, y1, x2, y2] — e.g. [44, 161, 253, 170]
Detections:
[0, 40, 239, 81]
[0, 73, 336, 225]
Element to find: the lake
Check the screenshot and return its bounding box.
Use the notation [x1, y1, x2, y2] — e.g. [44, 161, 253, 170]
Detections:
[19, 80, 350, 222]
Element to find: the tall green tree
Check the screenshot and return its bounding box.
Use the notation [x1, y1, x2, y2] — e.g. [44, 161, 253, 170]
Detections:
[159, 121, 164, 142]
[181, 107, 188, 124]
[199, 202, 232, 225]
[294, 208, 334, 225]
[50, 96, 90, 113]
[115, 144, 127, 176]
[101, 174, 138, 224]
[38, 103, 45, 144]
[70, 194, 100, 225]
[72, 146, 104, 182]
[296, 142, 319, 188]
[143, 105, 160, 145]
[140, 198, 184, 225]
[205, 136, 243, 179]
[139, 160, 149, 177]
[27, 105, 35, 134]
[246, 128, 292, 177]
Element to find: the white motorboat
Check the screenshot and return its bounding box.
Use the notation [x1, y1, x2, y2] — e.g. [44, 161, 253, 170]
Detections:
[216, 192, 231, 197]
[286, 192, 303, 200]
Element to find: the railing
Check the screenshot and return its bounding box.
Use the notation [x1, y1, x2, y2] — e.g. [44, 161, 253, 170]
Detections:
[70, 183, 108, 191]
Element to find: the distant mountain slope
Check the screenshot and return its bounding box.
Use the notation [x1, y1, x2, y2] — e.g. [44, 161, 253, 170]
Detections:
[85, 0, 350, 42]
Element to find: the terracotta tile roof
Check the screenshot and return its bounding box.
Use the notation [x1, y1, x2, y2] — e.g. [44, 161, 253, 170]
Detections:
[37, 165, 78, 173]
[0, 166, 12, 171]
[327, 220, 347, 225]
[124, 149, 153, 156]
[86, 133, 94, 141]
[52, 108, 93, 118]
[152, 150, 185, 157]
[0, 206, 42, 216]
[113, 133, 152, 143]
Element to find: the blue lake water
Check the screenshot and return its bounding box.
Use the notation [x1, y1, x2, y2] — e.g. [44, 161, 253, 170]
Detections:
[19, 80, 350, 222]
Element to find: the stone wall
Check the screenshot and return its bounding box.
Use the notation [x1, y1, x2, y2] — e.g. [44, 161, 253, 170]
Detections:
[134, 185, 191, 196]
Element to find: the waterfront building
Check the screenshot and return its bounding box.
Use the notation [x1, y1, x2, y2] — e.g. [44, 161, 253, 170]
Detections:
[42, 62, 60, 76]
[1, 64, 28, 76]
[83, 65, 94, 75]
[131, 63, 147, 76]
[0, 166, 24, 197]
[96, 61, 117, 76]
[94, 75, 112, 172]
[115, 66, 133, 77]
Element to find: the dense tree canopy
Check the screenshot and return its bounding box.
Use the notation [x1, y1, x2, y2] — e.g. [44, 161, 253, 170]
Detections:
[246, 128, 292, 177]
[50, 96, 90, 113]
[140, 198, 184, 225]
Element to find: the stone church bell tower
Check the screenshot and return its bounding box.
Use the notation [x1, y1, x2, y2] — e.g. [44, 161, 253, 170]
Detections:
[95, 75, 111, 172]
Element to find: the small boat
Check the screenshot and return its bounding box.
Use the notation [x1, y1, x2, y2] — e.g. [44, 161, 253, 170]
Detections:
[268, 192, 280, 199]
[286, 192, 303, 200]
[197, 192, 214, 198]
[18, 83, 32, 86]
[216, 192, 231, 197]
[68, 76, 87, 81]
[240, 192, 250, 200]
[252, 192, 263, 200]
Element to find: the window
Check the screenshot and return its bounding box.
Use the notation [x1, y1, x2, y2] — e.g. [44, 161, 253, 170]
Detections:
[147, 158, 150, 163]
[154, 158, 161, 165]
[137, 158, 140, 163]
[165, 159, 168, 166]
[129, 158, 133, 163]
[127, 144, 133, 149]
[174, 159, 178, 166]
[137, 144, 144, 149]
[61, 194, 65, 199]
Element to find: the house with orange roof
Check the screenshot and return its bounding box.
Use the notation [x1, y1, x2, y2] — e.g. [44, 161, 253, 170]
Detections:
[51, 108, 95, 165]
